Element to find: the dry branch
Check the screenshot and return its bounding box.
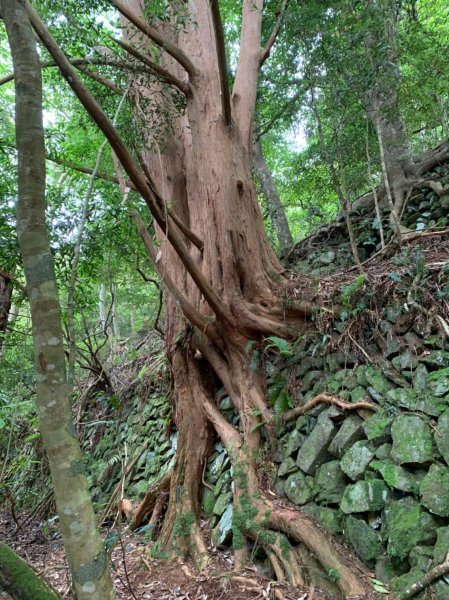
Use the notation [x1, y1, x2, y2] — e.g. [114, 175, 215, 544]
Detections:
[282, 393, 378, 422]
[259, 0, 289, 66]
[400, 552, 449, 599]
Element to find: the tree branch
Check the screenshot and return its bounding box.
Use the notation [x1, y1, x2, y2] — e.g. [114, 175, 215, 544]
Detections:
[25, 0, 231, 326]
[0, 57, 144, 87]
[259, 0, 289, 67]
[110, 36, 190, 95]
[210, 0, 232, 126]
[112, 0, 198, 79]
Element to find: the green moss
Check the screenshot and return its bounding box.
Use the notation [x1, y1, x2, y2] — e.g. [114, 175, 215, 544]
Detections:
[172, 512, 196, 538]
[0, 541, 58, 599]
[149, 541, 168, 560]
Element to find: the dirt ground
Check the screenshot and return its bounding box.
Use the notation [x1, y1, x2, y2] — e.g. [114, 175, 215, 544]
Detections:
[0, 509, 377, 600]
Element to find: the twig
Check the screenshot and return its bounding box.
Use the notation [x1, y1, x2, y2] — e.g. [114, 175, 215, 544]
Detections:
[119, 534, 138, 600]
[282, 393, 378, 422]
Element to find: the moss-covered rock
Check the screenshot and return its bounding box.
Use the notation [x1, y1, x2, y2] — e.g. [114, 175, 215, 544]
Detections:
[340, 479, 389, 514]
[385, 497, 438, 559]
[387, 387, 445, 416]
[340, 441, 375, 480]
[433, 526, 449, 564]
[212, 504, 233, 546]
[313, 460, 347, 504]
[365, 366, 391, 395]
[363, 409, 393, 445]
[213, 492, 232, 516]
[391, 415, 434, 465]
[371, 460, 422, 494]
[284, 471, 314, 505]
[296, 416, 337, 474]
[302, 503, 343, 535]
[420, 464, 449, 517]
[328, 415, 365, 457]
[344, 515, 382, 561]
[391, 566, 432, 599]
[278, 456, 297, 477]
[434, 409, 449, 465]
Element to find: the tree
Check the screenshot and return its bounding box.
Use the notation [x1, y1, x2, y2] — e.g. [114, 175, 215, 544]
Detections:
[17, 0, 367, 596]
[0, 1, 115, 597]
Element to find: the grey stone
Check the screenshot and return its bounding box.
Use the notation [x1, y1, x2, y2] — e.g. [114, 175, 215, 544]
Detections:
[278, 457, 297, 477]
[284, 471, 314, 505]
[365, 366, 390, 394]
[296, 416, 337, 474]
[208, 452, 228, 483]
[385, 497, 438, 560]
[433, 526, 449, 564]
[435, 409, 449, 466]
[211, 504, 233, 546]
[301, 370, 323, 392]
[391, 415, 434, 465]
[201, 487, 216, 515]
[313, 460, 347, 504]
[421, 351, 449, 368]
[371, 459, 421, 494]
[219, 396, 233, 410]
[340, 441, 375, 480]
[328, 415, 365, 458]
[283, 428, 305, 456]
[213, 492, 232, 516]
[345, 515, 382, 561]
[413, 363, 429, 392]
[319, 250, 336, 264]
[387, 387, 446, 417]
[431, 376, 449, 397]
[363, 409, 393, 444]
[375, 443, 392, 459]
[391, 350, 418, 372]
[340, 479, 389, 514]
[420, 464, 449, 517]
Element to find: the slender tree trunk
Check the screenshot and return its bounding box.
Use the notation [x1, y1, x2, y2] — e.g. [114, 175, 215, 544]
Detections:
[252, 137, 294, 251]
[0, 271, 13, 352]
[99, 283, 107, 330]
[111, 283, 120, 339]
[1, 2, 115, 598]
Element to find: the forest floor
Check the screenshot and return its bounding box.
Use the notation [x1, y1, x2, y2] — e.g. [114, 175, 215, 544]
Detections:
[0, 511, 342, 600]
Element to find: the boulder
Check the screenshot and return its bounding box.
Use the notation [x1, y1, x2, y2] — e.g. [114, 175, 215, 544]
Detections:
[340, 479, 389, 514]
[296, 416, 337, 474]
[211, 504, 233, 546]
[345, 515, 382, 562]
[363, 409, 393, 445]
[302, 504, 343, 535]
[340, 441, 374, 480]
[278, 457, 297, 477]
[387, 387, 445, 417]
[313, 460, 347, 504]
[328, 415, 365, 458]
[385, 497, 438, 559]
[420, 464, 449, 517]
[391, 415, 434, 465]
[284, 471, 314, 505]
[371, 460, 422, 494]
[283, 429, 305, 457]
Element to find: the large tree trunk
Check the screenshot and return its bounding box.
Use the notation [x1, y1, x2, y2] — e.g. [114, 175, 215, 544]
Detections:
[26, 0, 366, 595]
[252, 137, 294, 252]
[2, 2, 115, 598]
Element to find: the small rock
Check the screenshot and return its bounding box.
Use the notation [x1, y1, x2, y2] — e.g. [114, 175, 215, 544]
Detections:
[375, 443, 392, 459]
[391, 350, 418, 371]
[420, 464, 449, 517]
[283, 429, 305, 457]
[284, 471, 314, 505]
[278, 457, 297, 477]
[391, 415, 434, 465]
[421, 351, 449, 368]
[365, 366, 390, 394]
[433, 526, 449, 564]
[318, 250, 336, 265]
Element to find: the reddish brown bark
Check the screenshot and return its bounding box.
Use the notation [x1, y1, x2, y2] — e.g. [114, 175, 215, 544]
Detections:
[26, 1, 367, 595]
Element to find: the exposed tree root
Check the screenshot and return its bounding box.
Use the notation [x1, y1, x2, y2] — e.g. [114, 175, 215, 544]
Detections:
[283, 393, 378, 423]
[131, 471, 171, 530]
